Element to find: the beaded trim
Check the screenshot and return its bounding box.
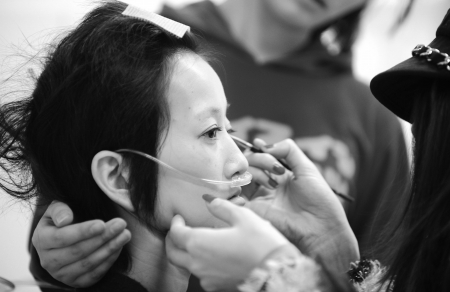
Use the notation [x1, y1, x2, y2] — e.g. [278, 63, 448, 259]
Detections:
[412, 44, 450, 71]
[347, 258, 373, 283]
[348, 259, 392, 292]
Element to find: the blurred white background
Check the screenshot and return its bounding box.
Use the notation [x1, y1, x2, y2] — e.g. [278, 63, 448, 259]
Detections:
[0, 0, 448, 291]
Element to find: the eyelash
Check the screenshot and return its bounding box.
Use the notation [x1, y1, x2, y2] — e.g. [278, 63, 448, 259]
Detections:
[203, 127, 236, 139]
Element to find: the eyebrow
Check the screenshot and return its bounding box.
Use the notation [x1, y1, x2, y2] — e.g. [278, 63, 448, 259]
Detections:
[195, 102, 230, 120]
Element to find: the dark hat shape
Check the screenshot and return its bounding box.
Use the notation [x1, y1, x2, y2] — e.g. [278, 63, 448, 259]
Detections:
[370, 9, 450, 123]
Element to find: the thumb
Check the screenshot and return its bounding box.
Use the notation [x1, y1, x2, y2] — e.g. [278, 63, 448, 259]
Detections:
[168, 214, 191, 250]
[46, 200, 74, 227]
[203, 195, 248, 226]
[247, 201, 303, 249]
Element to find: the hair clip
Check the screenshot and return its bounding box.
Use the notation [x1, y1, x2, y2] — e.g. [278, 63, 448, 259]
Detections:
[412, 44, 450, 71]
[122, 4, 190, 38]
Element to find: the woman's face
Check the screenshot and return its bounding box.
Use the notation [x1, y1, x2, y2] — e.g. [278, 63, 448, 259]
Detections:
[156, 53, 248, 229]
[262, 0, 366, 30]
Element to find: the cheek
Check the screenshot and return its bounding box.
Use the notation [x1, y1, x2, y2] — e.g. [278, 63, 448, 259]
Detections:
[157, 176, 231, 229]
[175, 195, 224, 228]
[162, 139, 223, 180]
[172, 148, 227, 183]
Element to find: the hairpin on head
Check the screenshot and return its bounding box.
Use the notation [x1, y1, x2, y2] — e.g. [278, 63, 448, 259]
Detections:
[122, 4, 190, 38]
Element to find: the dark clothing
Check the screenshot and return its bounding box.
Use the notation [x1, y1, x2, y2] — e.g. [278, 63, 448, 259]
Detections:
[29, 1, 409, 291]
[77, 272, 147, 292]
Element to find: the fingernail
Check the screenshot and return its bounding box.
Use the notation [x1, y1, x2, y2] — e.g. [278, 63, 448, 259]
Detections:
[90, 222, 105, 235]
[110, 221, 126, 234]
[268, 178, 278, 188]
[55, 214, 69, 226]
[273, 164, 285, 175]
[202, 194, 217, 203]
[264, 144, 274, 149]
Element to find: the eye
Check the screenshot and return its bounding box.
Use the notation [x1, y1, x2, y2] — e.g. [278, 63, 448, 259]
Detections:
[227, 128, 236, 134]
[203, 127, 222, 139]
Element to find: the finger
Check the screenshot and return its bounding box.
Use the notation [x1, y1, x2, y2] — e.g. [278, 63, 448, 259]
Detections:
[247, 166, 277, 190]
[255, 138, 317, 175]
[165, 234, 192, 270]
[70, 249, 121, 288]
[246, 151, 286, 175]
[168, 215, 191, 250]
[46, 200, 74, 227]
[55, 229, 131, 285]
[37, 218, 109, 249]
[43, 218, 129, 268]
[206, 198, 252, 226]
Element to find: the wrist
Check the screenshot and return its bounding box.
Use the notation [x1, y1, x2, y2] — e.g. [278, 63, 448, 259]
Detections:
[315, 224, 360, 273]
[237, 244, 322, 292]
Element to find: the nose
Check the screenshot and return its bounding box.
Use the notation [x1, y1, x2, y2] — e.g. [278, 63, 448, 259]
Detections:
[224, 135, 249, 179]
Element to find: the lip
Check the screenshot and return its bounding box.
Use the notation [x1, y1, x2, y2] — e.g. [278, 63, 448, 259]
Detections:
[227, 188, 242, 200]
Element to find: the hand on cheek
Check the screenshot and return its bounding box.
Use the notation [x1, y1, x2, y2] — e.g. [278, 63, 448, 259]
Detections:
[166, 196, 291, 291]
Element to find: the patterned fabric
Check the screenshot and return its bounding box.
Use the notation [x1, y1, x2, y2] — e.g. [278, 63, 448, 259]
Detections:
[239, 256, 394, 292]
[238, 254, 322, 292]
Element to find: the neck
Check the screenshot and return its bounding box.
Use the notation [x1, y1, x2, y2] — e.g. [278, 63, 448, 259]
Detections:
[217, 0, 309, 63]
[123, 212, 190, 292]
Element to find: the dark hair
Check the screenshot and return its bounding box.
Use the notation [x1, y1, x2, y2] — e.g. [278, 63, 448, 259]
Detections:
[380, 79, 450, 291]
[0, 1, 205, 273]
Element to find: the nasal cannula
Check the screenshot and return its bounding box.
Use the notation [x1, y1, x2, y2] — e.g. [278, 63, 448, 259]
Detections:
[116, 149, 252, 188]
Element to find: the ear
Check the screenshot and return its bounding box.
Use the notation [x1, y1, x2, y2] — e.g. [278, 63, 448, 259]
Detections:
[91, 151, 134, 212]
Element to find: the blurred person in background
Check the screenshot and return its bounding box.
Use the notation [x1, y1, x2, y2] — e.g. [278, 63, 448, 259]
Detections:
[167, 8, 450, 292]
[159, 0, 412, 253]
[28, 0, 413, 291]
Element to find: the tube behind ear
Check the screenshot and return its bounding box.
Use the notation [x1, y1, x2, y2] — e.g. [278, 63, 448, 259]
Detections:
[91, 151, 134, 212]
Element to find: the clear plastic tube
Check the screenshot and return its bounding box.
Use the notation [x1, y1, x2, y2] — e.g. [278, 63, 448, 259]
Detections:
[116, 149, 252, 188]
